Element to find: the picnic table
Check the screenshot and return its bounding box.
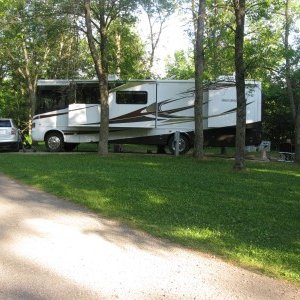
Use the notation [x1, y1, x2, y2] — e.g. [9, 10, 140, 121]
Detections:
[278, 142, 295, 162]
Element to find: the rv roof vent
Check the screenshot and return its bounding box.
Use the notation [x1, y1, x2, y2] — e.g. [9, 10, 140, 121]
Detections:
[217, 75, 235, 82]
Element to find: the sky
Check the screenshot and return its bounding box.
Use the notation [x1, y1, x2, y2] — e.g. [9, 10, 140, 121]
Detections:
[137, 11, 192, 78]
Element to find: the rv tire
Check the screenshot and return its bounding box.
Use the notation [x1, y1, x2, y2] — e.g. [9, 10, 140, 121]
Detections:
[45, 132, 64, 152]
[168, 134, 190, 155]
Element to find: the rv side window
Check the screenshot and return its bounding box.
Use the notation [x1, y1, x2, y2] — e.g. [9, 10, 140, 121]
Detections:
[116, 91, 147, 104]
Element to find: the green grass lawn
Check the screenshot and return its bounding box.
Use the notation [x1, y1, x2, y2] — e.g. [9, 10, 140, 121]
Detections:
[0, 153, 299, 284]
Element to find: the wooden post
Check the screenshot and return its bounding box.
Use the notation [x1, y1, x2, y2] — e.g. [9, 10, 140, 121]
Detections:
[175, 131, 180, 156]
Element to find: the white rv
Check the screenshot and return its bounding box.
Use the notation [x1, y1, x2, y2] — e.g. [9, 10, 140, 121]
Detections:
[31, 79, 262, 153]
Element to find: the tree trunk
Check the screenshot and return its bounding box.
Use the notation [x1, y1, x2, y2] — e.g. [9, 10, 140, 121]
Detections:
[284, 0, 299, 163]
[193, 0, 205, 159]
[146, 13, 164, 74]
[98, 23, 109, 156]
[84, 0, 109, 156]
[20, 40, 38, 129]
[284, 0, 296, 119]
[233, 0, 246, 171]
[29, 89, 36, 124]
[295, 105, 300, 163]
[115, 28, 122, 78]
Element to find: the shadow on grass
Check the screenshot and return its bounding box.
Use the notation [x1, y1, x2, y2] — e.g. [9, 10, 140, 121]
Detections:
[0, 154, 299, 283]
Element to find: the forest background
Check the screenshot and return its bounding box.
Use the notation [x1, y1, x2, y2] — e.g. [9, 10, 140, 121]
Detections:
[0, 0, 299, 149]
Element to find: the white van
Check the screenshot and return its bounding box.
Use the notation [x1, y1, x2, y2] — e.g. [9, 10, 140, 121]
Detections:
[0, 118, 21, 151]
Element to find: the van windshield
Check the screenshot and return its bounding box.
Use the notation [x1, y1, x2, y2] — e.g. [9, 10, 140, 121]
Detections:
[0, 120, 11, 127]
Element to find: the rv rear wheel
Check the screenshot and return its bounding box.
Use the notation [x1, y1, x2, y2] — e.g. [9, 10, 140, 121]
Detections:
[168, 134, 190, 155]
[45, 132, 64, 152]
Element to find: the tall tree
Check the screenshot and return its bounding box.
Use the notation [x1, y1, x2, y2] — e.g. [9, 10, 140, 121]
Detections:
[193, 0, 206, 159]
[232, 0, 246, 170]
[283, 0, 300, 162]
[83, 0, 137, 155]
[84, 0, 109, 156]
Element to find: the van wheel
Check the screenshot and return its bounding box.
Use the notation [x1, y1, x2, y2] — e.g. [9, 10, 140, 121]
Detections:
[168, 134, 190, 155]
[13, 142, 20, 152]
[45, 132, 64, 152]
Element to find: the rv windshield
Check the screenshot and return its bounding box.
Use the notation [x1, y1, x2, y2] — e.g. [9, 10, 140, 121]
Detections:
[35, 81, 100, 115]
[35, 80, 126, 115]
[35, 85, 70, 115]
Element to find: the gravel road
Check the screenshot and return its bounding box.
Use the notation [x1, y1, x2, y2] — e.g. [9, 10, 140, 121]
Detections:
[0, 173, 299, 299]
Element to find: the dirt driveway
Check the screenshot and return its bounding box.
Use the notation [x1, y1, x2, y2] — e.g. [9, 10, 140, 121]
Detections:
[0, 173, 299, 299]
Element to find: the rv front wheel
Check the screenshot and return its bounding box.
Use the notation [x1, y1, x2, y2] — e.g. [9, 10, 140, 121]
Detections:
[45, 132, 64, 152]
[168, 134, 190, 155]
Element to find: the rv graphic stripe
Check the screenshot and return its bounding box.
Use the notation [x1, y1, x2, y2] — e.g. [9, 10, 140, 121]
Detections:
[33, 91, 256, 126]
[37, 111, 68, 120]
[109, 98, 255, 125]
[109, 97, 195, 124]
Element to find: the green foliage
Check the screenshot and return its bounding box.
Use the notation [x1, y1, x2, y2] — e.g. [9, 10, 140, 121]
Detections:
[0, 0, 78, 78]
[140, 0, 176, 15]
[205, 0, 235, 80]
[263, 82, 294, 147]
[107, 20, 149, 79]
[165, 50, 194, 79]
[0, 154, 299, 283]
[0, 0, 84, 125]
[0, 79, 28, 126]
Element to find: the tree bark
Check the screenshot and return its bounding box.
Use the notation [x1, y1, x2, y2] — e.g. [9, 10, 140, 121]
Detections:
[295, 103, 300, 163]
[20, 40, 38, 127]
[284, 0, 296, 119]
[233, 0, 246, 171]
[193, 0, 206, 159]
[99, 20, 109, 156]
[284, 0, 299, 163]
[84, 0, 109, 155]
[115, 28, 121, 78]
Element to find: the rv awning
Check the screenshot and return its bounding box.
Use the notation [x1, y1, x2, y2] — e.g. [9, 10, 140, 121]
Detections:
[37, 80, 70, 86]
